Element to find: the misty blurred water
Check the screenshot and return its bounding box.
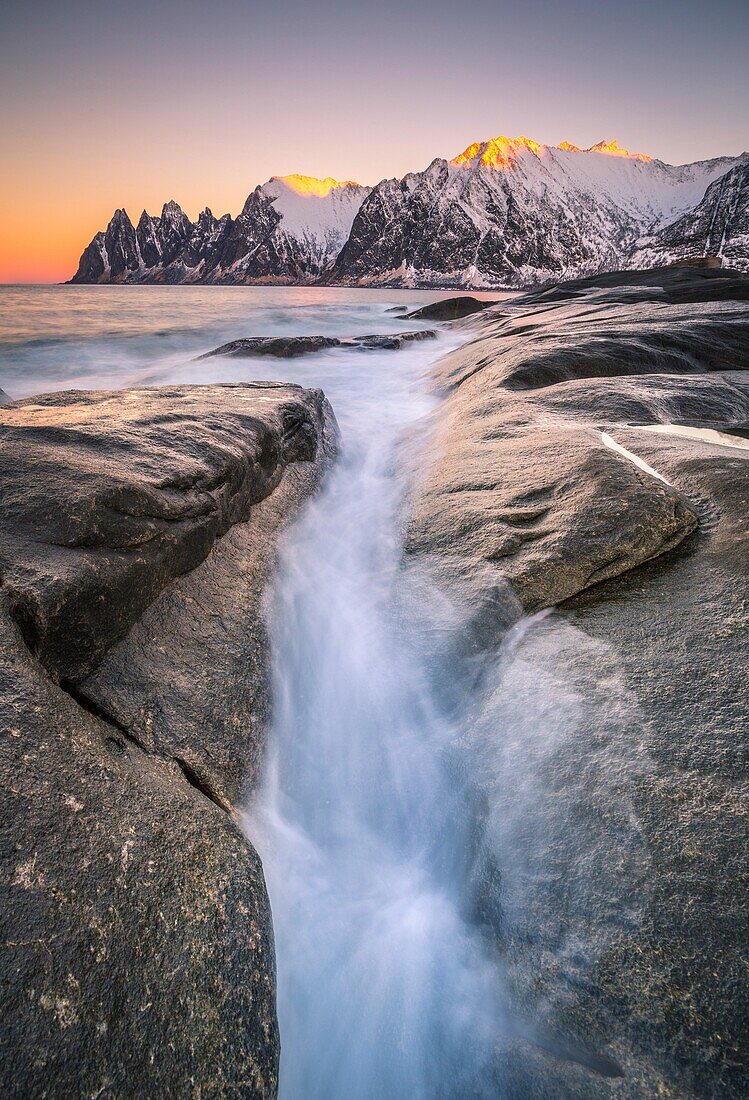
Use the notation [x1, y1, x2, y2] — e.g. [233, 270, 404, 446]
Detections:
[0, 284, 498, 400]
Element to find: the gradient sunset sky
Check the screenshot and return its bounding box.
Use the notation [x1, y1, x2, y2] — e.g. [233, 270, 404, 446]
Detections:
[1, 0, 747, 283]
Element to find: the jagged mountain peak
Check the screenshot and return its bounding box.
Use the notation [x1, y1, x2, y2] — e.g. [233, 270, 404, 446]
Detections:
[161, 199, 188, 220]
[587, 139, 652, 161]
[451, 134, 654, 170]
[111, 208, 133, 225]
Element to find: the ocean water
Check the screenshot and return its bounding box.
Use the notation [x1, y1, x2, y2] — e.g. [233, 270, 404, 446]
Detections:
[0, 284, 496, 401]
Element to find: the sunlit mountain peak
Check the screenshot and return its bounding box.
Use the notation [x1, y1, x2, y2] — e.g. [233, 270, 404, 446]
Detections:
[452, 135, 653, 170]
[272, 175, 361, 198]
[451, 135, 543, 169]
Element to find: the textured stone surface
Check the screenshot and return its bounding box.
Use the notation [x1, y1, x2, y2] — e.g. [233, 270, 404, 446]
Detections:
[0, 381, 338, 1098]
[409, 268, 749, 1096]
[404, 296, 493, 321]
[0, 612, 279, 1098]
[0, 383, 331, 682]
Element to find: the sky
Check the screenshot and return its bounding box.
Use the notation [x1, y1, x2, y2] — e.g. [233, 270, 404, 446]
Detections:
[1, 0, 747, 283]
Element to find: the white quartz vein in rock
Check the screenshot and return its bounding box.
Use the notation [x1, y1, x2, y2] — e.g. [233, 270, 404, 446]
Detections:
[600, 431, 671, 485]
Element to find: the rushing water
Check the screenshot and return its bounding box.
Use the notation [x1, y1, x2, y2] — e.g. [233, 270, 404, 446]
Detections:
[1, 284, 517, 1096]
[250, 330, 511, 1100]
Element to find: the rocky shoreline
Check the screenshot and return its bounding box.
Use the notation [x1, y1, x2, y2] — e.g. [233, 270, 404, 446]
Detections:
[2, 264, 747, 1097]
[404, 263, 749, 1097]
[0, 383, 337, 1097]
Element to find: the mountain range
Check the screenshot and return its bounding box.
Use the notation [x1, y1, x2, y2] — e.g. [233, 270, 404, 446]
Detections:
[70, 136, 749, 288]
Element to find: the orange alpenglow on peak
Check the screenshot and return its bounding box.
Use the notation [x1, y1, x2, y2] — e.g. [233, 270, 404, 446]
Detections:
[451, 135, 544, 169]
[273, 175, 360, 197]
[452, 135, 653, 169]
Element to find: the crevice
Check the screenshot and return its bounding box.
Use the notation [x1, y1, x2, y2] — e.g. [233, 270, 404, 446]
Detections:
[528, 1031, 626, 1079]
[59, 679, 148, 752]
[60, 680, 231, 815]
[173, 756, 231, 814]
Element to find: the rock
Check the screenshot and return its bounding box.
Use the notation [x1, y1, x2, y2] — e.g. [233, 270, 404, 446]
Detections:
[200, 330, 435, 359]
[0, 381, 338, 1097]
[0, 389, 9, 404]
[202, 335, 340, 359]
[431, 273, 749, 397]
[81, 434, 337, 809]
[0, 383, 332, 683]
[404, 296, 495, 321]
[669, 253, 723, 268]
[407, 421, 697, 636]
[525, 261, 749, 305]
[0, 614, 279, 1097]
[407, 269, 749, 1095]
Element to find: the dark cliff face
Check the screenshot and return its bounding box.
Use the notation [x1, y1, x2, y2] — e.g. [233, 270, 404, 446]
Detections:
[330, 159, 631, 286]
[103, 209, 140, 280]
[217, 187, 284, 278]
[71, 209, 139, 283]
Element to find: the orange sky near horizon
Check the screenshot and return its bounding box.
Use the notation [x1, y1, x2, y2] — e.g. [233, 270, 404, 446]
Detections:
[1, 0, 747, 284]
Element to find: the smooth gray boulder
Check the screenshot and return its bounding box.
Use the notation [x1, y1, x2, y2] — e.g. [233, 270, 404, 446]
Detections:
[525, 260, 749, 306]
[0, 383, 330, 683]
[0, 382, 338, 1098]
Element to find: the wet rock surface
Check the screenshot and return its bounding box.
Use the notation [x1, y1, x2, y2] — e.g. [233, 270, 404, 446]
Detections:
[0, 382, 338, 1097]
[403, 295, 494, 322]
[200, 329, 435, 359]
[409, 266, 749, 1096]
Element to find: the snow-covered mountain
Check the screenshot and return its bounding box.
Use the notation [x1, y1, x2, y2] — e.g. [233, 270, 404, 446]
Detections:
[330, 137, 748, 286]
[632, 162, 749, 272]
[71, 177, 370, 285]
[70, 138, 749, 286]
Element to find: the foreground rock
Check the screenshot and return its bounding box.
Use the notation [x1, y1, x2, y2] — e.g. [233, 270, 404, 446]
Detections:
[200, 330, 435, 359]
[408, 266, 749, 1096]
[0, 382, 337, 1097]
